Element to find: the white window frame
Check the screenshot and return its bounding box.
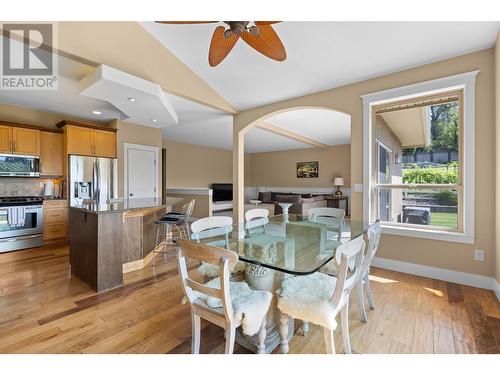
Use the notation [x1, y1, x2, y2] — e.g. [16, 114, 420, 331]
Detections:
[361, 71, 478, 244]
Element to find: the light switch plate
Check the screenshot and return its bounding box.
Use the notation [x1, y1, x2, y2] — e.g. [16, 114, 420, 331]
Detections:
[474, 250, 484, 262]
[354, 184, 363, 193]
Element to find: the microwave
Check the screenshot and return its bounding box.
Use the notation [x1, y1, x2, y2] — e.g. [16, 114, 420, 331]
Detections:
[0, 154, 40, 177]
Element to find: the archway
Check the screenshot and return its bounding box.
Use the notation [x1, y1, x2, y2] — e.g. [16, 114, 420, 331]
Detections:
[232, 105, 352, 223]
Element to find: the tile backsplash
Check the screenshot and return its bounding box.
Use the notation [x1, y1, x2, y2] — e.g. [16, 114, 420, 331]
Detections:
[0, 178, 55, 196]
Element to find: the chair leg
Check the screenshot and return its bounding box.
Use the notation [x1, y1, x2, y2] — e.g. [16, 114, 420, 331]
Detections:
[257, 317, 267, 354]
[301, 320, 309, 337]
[341, 302, 351, 354]
[224, 326, 236, 354]
[191, 313, 201, 354]
[323, 328, 336, 354]
[357, 278, 367, 323]
[279, 313, 290, 354]
[364, 273, 375, 310]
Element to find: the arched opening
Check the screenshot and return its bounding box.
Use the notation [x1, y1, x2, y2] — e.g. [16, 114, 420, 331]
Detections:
[233, 106, 352, 223]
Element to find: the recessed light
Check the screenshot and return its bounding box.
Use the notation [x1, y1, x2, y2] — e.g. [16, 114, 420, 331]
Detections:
[127, 97, 136, 102]
[151, 118, 158, 122]
[92, 110, 102, 115]
[336, 136, 342, 140]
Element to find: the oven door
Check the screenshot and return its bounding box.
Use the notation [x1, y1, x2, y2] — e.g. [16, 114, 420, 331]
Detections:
[0, 154, 40, 177]
[0, 205, 43, 239]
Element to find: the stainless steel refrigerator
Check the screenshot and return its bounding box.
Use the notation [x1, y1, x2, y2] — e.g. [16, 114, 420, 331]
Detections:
[69, 155, 118, 206]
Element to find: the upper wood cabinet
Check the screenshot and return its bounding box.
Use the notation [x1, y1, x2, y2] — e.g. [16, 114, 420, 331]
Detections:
[62, 122, 116, 158]
[93, 129, 116, 158]
[12, 127, 40, 155]
[0, 126, 12, 153]
[0, 124, 40, 156]
[40, 132, 63, 176]
[66, 125, 94, 156]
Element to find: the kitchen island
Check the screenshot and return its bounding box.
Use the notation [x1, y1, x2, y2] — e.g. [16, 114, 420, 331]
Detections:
[69, 196, 183, 292]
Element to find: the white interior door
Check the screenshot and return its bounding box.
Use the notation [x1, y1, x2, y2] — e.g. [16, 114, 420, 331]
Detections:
[126, 147, 158, 199]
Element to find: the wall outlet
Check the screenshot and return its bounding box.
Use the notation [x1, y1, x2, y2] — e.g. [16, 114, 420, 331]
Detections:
[474, 249, 484, 262]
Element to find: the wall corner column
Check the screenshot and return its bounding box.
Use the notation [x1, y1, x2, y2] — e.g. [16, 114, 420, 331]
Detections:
[232, 118, 245, 224]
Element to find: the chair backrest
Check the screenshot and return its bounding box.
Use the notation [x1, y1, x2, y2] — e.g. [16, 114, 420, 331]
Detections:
[176, 239, 238, 321]
[245, 208, 269, 234]
[330, 236, 365, 308]
[191, 216, 233, 248]
[308, 207, 345, 221]
[182, 199, 196, 220]
[361, 220, 381, 272]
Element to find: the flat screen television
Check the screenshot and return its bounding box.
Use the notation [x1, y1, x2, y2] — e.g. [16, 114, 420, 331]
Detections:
[212, 183, 233, 202]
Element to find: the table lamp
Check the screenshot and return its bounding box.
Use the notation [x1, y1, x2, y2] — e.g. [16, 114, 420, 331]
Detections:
[333, 177, 344, 197]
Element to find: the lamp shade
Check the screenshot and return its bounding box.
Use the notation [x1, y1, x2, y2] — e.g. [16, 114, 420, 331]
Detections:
[333, 177, 345, 186]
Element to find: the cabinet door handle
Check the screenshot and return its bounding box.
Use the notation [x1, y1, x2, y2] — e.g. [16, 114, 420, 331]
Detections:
[13, 140, 16, 152]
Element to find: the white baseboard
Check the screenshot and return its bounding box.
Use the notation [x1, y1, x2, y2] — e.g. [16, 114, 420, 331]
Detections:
[372, 256, 500, 301]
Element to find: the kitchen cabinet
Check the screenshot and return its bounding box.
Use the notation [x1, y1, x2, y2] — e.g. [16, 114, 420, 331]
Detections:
[0, 126, 12, 153]
[62, 123, 116, 158]
[0, 125, 40, 155]
[93, 129, 116, 158]
[40, 132, 63, 176]
[43, 200, 67, 242]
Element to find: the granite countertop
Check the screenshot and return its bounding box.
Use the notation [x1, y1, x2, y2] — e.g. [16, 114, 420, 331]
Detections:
[69, 196, 184, 214]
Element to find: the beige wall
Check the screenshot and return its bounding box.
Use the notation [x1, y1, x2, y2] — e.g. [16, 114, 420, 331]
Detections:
[164, 140, 235, 188]
[113, 120, 163, 197]
[249, 145, 351, 188]
[234, 49, 495, 278]
[495, 32, 500, 284]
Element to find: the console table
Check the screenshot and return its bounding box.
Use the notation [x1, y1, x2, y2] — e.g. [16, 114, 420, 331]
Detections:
[324, 196, 349, 215]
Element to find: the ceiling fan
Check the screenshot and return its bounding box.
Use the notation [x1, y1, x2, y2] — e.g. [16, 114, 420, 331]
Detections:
[155, 21, 287, 67]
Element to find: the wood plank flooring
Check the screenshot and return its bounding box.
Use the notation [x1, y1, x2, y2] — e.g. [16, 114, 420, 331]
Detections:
[0, 244, 499, 354]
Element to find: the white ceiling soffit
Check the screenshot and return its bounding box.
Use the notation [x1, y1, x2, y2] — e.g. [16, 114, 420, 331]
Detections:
[141, 21, 500, 110]
[380, 107, 430, 147]
[79, 65, 178, 128]
[265, 108, 351, 145]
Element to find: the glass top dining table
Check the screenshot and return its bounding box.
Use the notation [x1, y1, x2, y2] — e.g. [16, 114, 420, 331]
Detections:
[184, 214, 369, 275]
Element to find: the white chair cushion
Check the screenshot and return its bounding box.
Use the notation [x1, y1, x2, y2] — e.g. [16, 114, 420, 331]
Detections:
[278, 272, 341, 330]
[198, 261, 246, 279]
[193, 277, 272, 336]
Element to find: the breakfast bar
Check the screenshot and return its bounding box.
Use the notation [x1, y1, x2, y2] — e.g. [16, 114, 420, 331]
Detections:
[68, 196, 183, 292]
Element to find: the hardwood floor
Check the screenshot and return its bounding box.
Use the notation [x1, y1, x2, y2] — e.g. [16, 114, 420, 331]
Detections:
[0, 244, 499, 354]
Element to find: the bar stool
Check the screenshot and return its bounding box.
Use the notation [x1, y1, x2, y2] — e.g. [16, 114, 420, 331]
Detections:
[152, 200, 195, 261]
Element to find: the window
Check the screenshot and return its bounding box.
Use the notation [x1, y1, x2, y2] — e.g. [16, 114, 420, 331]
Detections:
[362, 71, 477, 243]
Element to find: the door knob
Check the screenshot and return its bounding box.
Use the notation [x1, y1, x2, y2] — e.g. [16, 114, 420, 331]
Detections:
[129, 193, 134, 196]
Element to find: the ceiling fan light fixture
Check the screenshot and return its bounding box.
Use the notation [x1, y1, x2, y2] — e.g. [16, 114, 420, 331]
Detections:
[248, 26, 260, 37]
[223, 29, 234, 39]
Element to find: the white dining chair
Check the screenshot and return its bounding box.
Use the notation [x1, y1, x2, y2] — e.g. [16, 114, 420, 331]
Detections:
[277, 235, 365, 354]
[245, 208, 269, 235]
[356, 220, 381, 323]
[176, 239, 272, 354]
[191, 216, 244, 279]
[308, 207, 345, 241]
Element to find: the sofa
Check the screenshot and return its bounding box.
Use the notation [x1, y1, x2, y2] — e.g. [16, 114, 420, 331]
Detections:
[257, 191, 327, 215]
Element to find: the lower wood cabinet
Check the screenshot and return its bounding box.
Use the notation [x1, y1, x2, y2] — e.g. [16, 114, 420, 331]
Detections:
[43, 200, 67, 242]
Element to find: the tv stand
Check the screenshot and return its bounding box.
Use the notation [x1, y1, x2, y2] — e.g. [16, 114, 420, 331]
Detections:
[212, 200, 233, 213]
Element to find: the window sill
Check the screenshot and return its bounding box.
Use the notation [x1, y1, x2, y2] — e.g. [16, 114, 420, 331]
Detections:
[381, 224, 474, 244]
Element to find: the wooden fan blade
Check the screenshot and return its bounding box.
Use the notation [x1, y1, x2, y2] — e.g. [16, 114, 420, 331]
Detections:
[155, 21, 218, 24]
[240, 25, 286, 62]
[209, 26, 240, 67]
[254, 21, 281, 26]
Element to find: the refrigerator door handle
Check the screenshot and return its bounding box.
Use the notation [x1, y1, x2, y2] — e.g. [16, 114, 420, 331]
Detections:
[92, 159, 98, 202]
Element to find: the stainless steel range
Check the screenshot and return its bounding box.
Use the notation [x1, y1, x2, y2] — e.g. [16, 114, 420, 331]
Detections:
[0, 196, 43, 253]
